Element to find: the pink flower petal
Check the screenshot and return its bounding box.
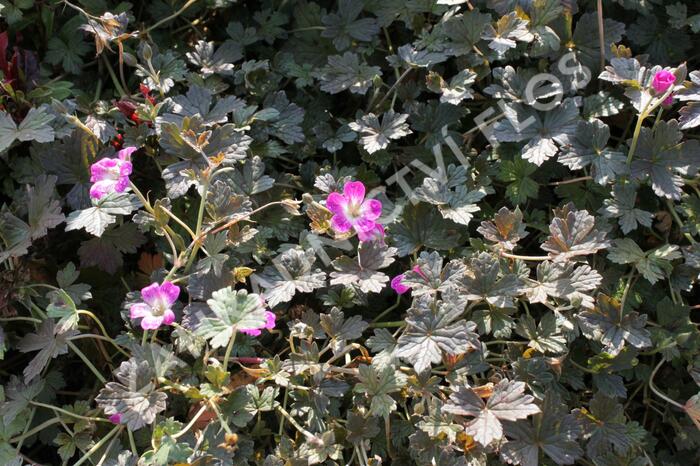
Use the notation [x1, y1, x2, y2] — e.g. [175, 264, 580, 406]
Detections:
[360, 198, 382, 221]
[239, 311, 275, 337]
[89, 180, 115, 200]
[161, 309, 176, 326]
[140, 314, 164, 330]
[353, 217, 377, 233]
[90, 158, 118, 181]
[356, 223, 384, 242]
[391, 274, 411, 295]
[113, 177, 130, 193]
[119, 160, 133, 177]
[331, 213, 353, 233]
[264, 311, 276, 330]
[118, 146, 137, 161]
[140, 282, 162, 307]
[108, 413, 122, 424]
[325, 192, 347, 214]
[652, 70, 676, 94]
[343, 181, 366, 205]
[129, 303, 151, 319]
[159, 281, 181, 306]
[89, 156, 132, 199]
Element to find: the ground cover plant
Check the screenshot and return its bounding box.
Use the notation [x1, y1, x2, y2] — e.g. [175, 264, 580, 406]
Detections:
[1, 0, 700, 464]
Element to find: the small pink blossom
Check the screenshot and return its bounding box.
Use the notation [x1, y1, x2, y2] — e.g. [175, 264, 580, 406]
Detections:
[240, 311, 276, 336]
[652, 70, 676, 93]
[129, 281, 180, 330]
[89, 146, 136, 200]
[652, 70, 676, 106]
[391, 274, 411, 295]
[391, 265, 427, 295]
[326, 181, 383, 242]
[108, 413, 122, 424]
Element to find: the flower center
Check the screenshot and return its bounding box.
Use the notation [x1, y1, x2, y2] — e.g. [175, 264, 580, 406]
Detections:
[345, 201, 362, 220]
[106, 163, 122, 181]
[151, 299, 168, 316]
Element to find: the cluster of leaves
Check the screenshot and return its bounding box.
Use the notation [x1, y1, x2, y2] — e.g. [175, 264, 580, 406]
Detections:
[1, 0, 700, 465]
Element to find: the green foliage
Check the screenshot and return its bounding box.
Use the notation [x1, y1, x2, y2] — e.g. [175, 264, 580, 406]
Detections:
[1, 0, 700, 465]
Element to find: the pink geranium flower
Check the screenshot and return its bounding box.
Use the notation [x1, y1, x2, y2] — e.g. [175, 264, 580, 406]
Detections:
[240, 310, 276, 336]
[326, 181, 383, 242]
[652, 70, 676, 106]
[108, 413, 122, 424]
[391, 274, 410, 295]
[89, 146, 137, 200]
[129, 281, 180, 330]
[652, 70, 676, 93]
[390, 265, 427, 295]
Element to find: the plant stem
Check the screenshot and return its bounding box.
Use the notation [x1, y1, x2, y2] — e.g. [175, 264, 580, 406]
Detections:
[499, 251, 550, 261]
[371, 296, 401, 323]
[74, 425, 122, 466]
[14, 407, 36, 453]
[485, 340, 527, 346]
[665, 199, 697, 244]
[368, 321, 405, 328]
[626, 86, 675, 166]
[129, 187, 182, 251]
[117, 45, 130, 98]
[69, 333, 117, 344]
[144, 0, 199, 34]
[383, 27, 401, 81]
[96, 424, 121, 466]
[184, 176, 211, 272]
[78, 310, 130, 356]
[278, 387, 289, 436]
[371, 67, 411, 111]
[208, 400, 234, 435]
[172, 403, 208, 439]
[62, 0, 100, 19]
[10, 416, 60, 444]
[652, 107, 664, 131]
[222, 331, 237, 371]
[0, 316, 42, 323]
[163, 229, 180, 270]
[276, 406, 318, 441]
[384, 416, 395, 459]
[626, 114, 646, 166]
[619, 270, 636, 313]
[207, 200, 296, 236]
[596, 0, 605, 73]
[30, 401, 110, 423]
[128, 429, 138, 456]
[67, 341, 107, 383]
[382, 26, 402, 108]
[101, 55, 127, 98]
[648, 359, 686, 410]
[160, 206, 197, 239]
[569, 359, 596, 374]
[288, 26, 326, 33]
[548, 176, 593, 186]
[129, 181, 154, 214]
